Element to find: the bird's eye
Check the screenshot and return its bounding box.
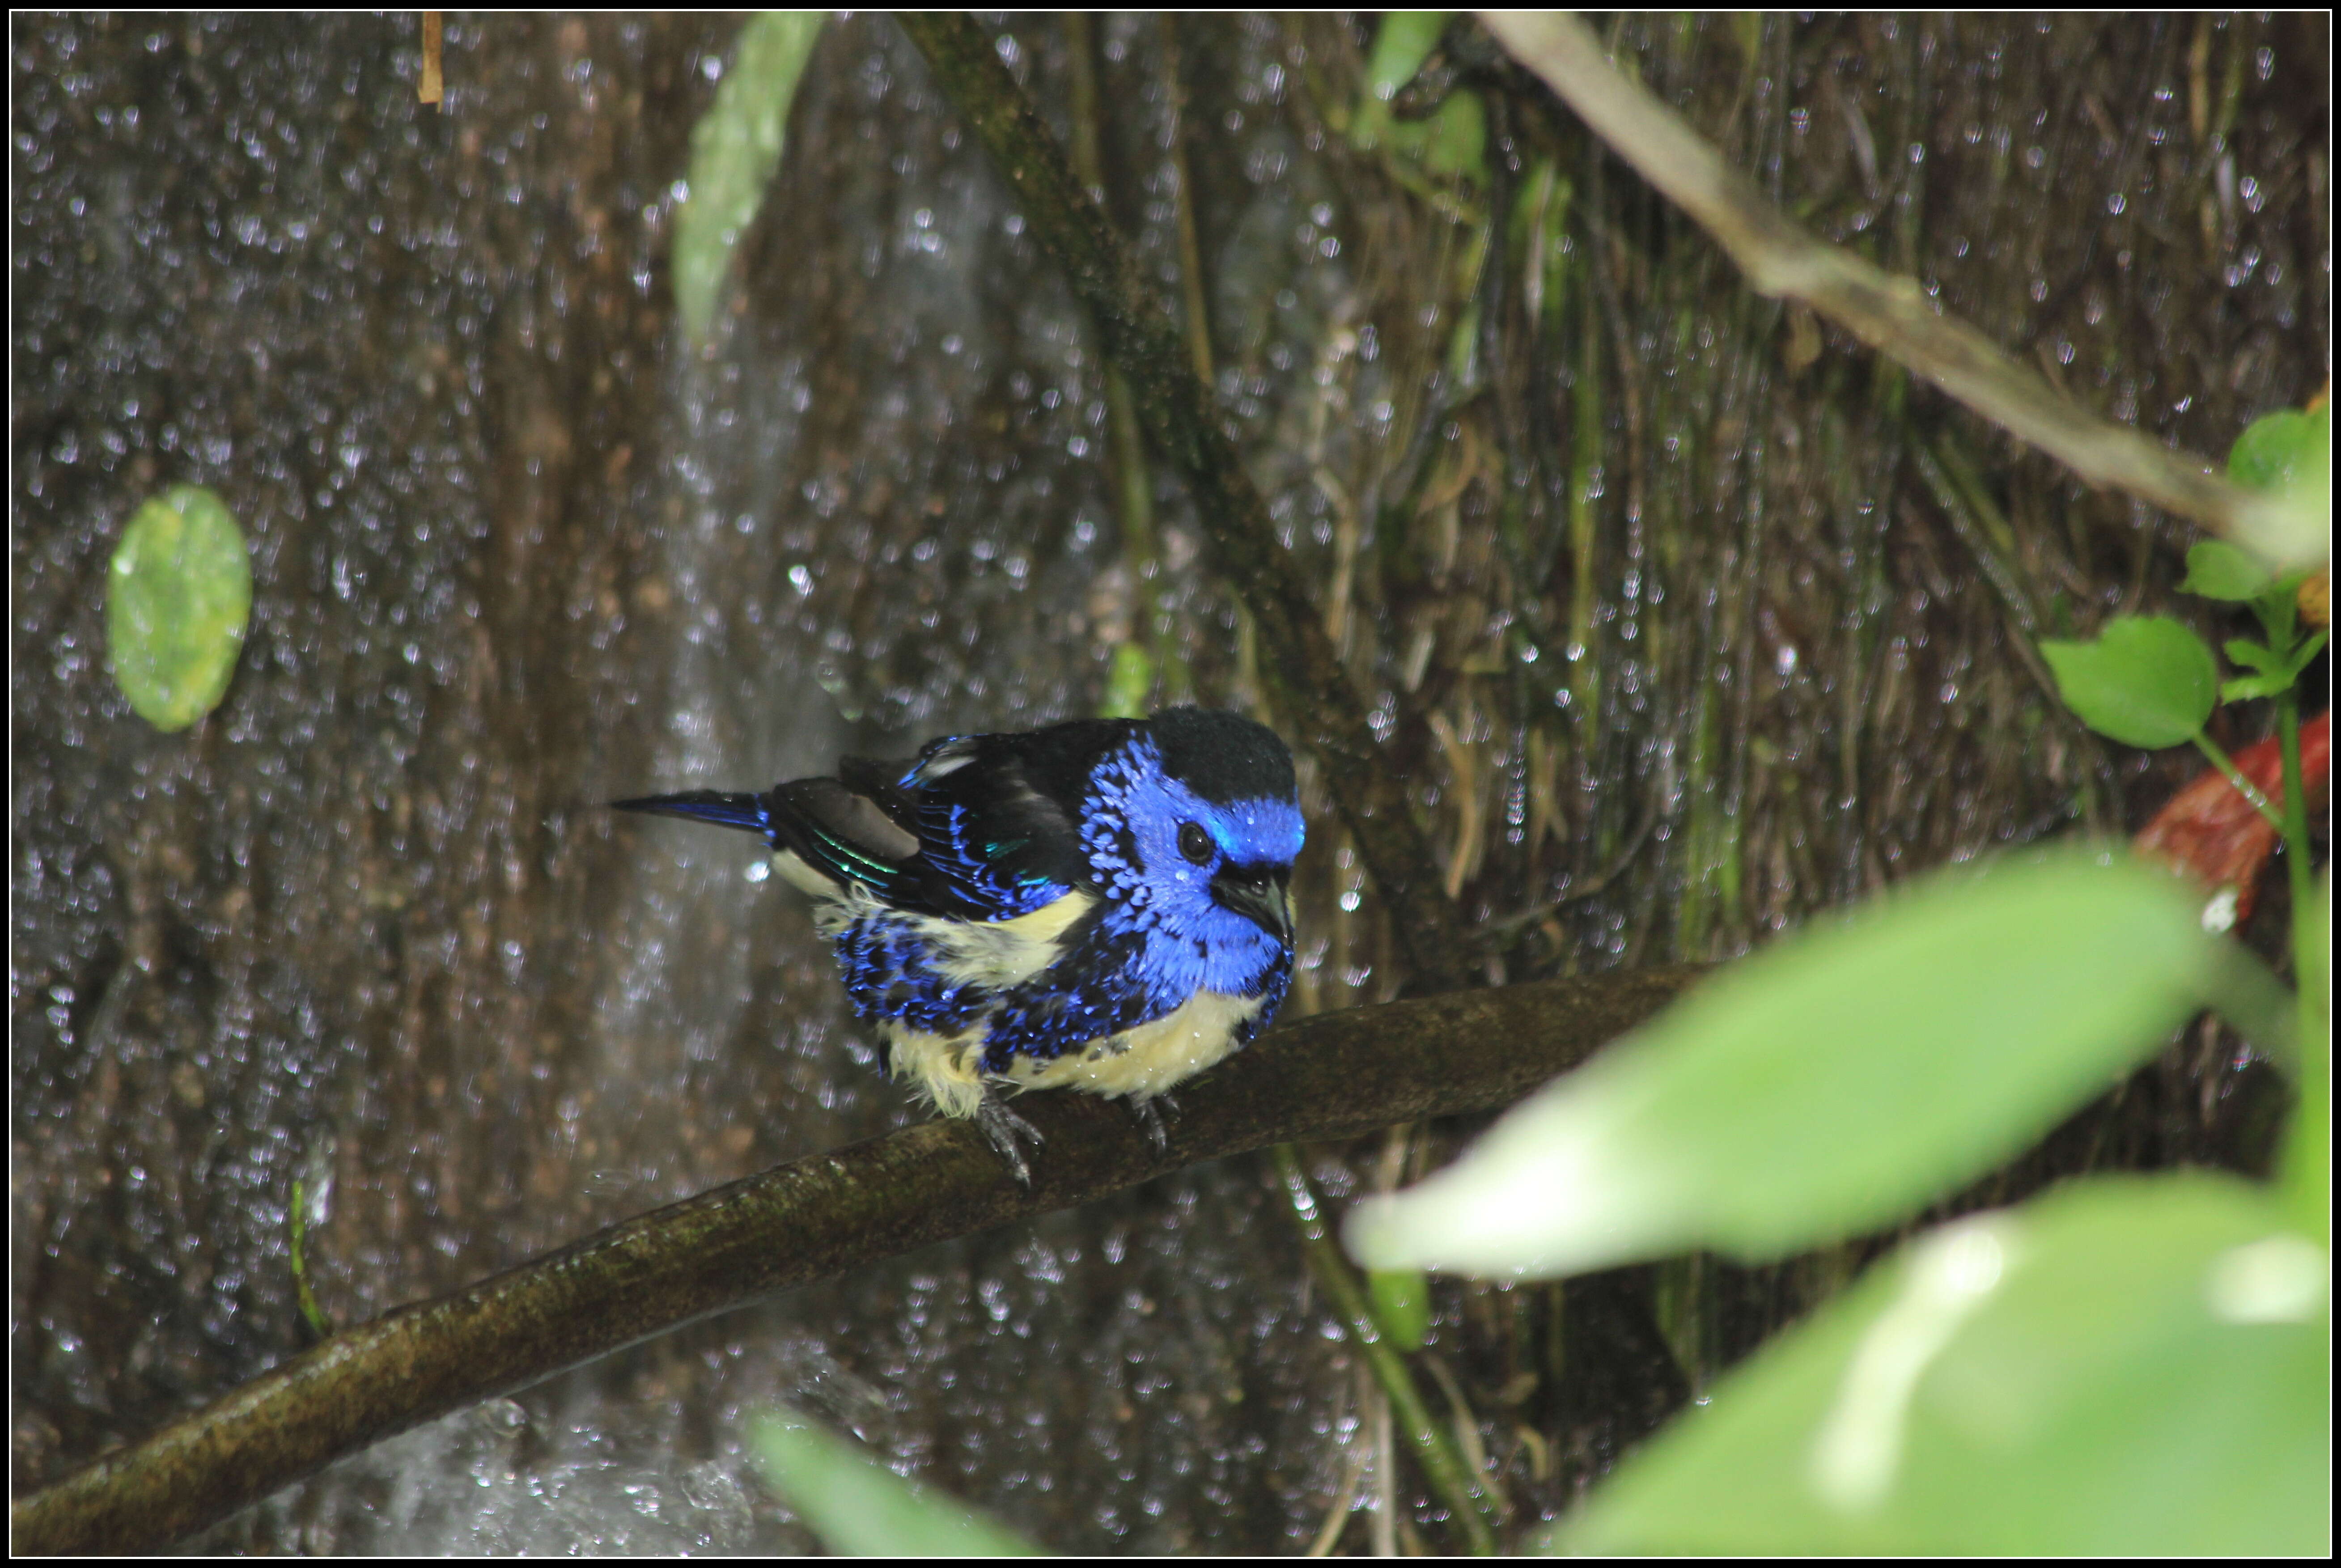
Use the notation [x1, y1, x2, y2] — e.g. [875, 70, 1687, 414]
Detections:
[1177, 821, 1214, 865]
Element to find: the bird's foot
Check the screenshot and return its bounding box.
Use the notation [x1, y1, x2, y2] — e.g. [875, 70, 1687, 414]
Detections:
[974, 1096, 1044, 1188]
[1128, 1092, 1180, 1154]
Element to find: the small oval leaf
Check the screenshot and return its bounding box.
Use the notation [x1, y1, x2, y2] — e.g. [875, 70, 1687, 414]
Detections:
[107, 484, 253, 732]
[2227, 405, 2328, 495]
[2177, 540, 2274, 603]
[2040, 616, 2217, 750]
[2229, 405, 2332, 569]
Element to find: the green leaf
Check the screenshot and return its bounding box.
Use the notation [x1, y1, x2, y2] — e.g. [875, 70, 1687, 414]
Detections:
[2221, 672, 2295, 704]
[751, 1411, 1039, 1555]
[2250, 566, 2307, 649]
[106, 484, 253, 732]
[2281, 872, 2328, 1245]
[2230, 405, 2332, 571]
[2236, 463, 2331, 571]
[2223, 637, 2283, 674]
[1344, 846, 2214, 1279]
[2178, 539, 2275, 602]
[1350, 13, 1487, 184]
[2219, 630, 2328, 702]
[1417, 92, 1488, 182]
[673, 12, 826, 347]
[1368, 1267, 1432, 1351]
[2227, 405, 2329, 494]
[1099, 640, 1154, 720]
[2039, 616, 2218, 749]
[1362, 12, 1452, 106]
[1559, 1175, 2329, 1555]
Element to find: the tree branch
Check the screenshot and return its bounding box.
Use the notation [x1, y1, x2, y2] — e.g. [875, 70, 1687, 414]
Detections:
[895, 13, 1474, 992]
[10, 967, 1700, 1555]
[1477, 10, 2256, 538]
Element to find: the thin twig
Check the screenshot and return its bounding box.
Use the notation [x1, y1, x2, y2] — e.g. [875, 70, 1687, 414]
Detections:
[417, 12, 442, 106]
[1306, 1430, 1371, 1557]
[1158, 14, 1217, 387]
[897, 13, 1473, 992]
[1476, 11, 2256, 538]
[1063, 13, 1167, 700]
[1274, 1145, 1501, 1555]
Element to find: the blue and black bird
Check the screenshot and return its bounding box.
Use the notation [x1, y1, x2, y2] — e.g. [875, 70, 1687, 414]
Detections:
[614, 707, 1304, 1183]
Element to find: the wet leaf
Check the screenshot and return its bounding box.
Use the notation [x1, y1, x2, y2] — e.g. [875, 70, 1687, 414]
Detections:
[2040, 616, 2217, 750]
[1352, 12, 1487, 183]
[2219, 631, 2326, 704]
[1363, 11, 1451, 104]
[2177, 539, 2274, 603]
[674, 12, 826, 347]
[106, 483, 253, 732]
[1416, 93, 1488, 182]
[2228, 404, 2329, 494]
[1344, 846, 2214, 1279]
[751, 1410, 1038, 1555]
[1557, 1176, 2329, 1555]
[2231, 405, 2332, 571]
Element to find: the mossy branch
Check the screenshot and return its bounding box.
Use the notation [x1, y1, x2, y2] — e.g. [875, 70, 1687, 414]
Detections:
[895, 12, 1474, 993]
[10, 968, 1701, 1555]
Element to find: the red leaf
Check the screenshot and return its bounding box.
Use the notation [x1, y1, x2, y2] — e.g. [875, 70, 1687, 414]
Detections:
[2134, 711, 2329, 927]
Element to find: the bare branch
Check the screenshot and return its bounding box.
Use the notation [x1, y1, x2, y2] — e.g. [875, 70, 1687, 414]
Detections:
[1477, 11, 2254, 538]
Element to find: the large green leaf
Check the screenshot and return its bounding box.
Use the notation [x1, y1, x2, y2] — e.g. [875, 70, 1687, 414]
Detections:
[1559, 1175, 2329, 1554]
[2282, 873, 2329, 1245]
[673, 12, 826, 347]
[1345, 846, 2214, 1278]
[751, 1411, 1038, 1555]
[106, 483, 253, 732]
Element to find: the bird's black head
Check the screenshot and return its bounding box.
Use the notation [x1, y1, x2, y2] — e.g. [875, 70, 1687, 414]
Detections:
[1145, 707, 1298, 809]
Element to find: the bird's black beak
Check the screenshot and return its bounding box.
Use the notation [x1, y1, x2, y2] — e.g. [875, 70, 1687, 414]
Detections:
[1211, 863, 1293, 945]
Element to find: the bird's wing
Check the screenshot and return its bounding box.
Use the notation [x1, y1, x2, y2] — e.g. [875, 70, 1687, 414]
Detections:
[903, 726, 1123, 920]
[612, 782, 928, 906]
[835, 753, 920, 835]
[759, 776, 933, 908]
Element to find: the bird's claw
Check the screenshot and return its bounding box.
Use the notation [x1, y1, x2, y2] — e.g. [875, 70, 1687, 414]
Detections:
[975, 1097, 1044, 1188]
[1128, 1092, 1179, 1154]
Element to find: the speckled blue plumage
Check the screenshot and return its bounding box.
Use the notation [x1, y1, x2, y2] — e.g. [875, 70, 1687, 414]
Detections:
[616, 707, 1305, 1175]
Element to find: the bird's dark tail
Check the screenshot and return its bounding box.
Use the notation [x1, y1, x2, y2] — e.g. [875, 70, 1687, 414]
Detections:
[610, 789, 770, 836]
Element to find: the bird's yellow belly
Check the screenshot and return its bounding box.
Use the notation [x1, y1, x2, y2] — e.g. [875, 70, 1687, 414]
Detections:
[884, 988, 1266, 1118]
